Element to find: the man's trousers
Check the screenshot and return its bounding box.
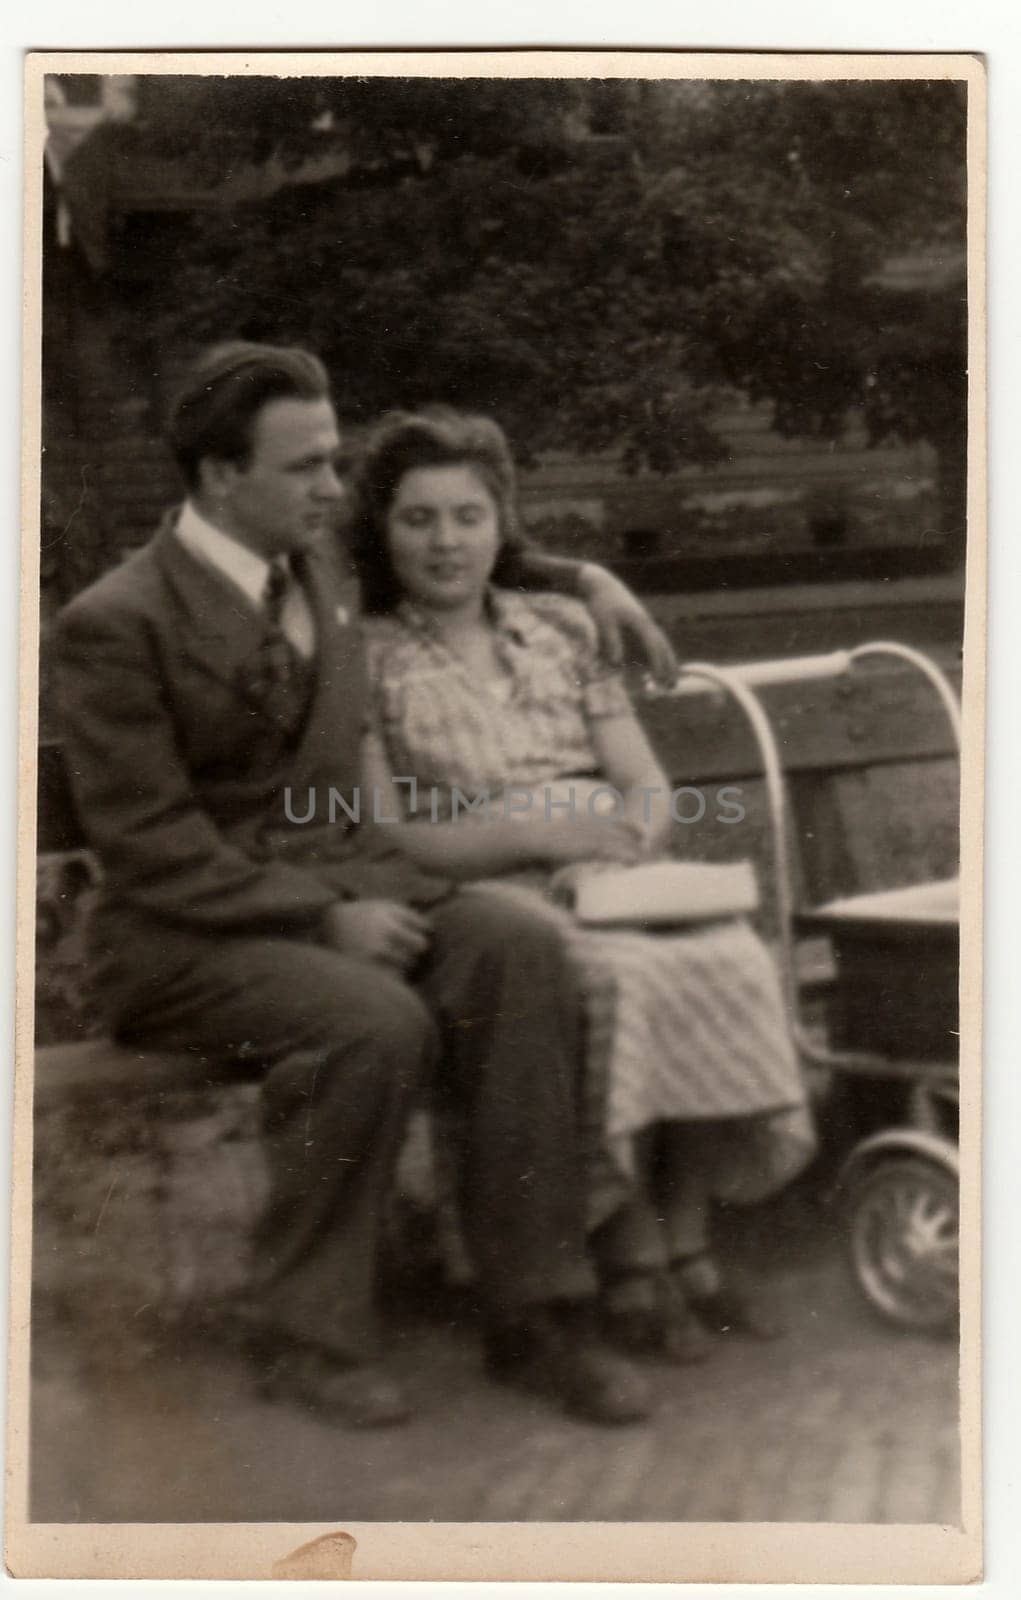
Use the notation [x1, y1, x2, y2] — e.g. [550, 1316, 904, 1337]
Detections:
[101, 886, 596, 1361]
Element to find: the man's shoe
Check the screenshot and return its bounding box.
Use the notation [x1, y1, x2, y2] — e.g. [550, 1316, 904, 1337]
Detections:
[486, 1305, 652, 1426]
[256, 1347, 412, 1428]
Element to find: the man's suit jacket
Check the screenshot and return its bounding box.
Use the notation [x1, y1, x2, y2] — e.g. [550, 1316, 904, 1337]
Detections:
[58, 511, 379, 941]
[57, 510, 585, 1008]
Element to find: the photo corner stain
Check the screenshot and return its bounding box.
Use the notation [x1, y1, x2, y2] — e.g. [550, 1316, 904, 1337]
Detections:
[271, 1530, 357, 1580]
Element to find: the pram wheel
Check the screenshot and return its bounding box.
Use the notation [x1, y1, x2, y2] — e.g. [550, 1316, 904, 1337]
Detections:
[845, 1152, 958, 1334]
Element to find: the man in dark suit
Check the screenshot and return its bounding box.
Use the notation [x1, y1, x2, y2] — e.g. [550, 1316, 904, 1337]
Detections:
[57, 342, 675, 1428]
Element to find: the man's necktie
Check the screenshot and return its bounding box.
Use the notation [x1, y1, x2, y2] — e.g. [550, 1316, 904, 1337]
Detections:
[261, 555, 295, 686]
[235, 554, 310, 735]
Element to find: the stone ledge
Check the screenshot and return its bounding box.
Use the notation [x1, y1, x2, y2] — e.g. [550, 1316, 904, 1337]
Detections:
[35, 1037, 260, 1104]
[32, 1039, 443, 1321]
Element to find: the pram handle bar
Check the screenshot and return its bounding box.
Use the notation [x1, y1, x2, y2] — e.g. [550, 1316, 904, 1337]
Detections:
[644, 643, 961, 747]
[646, 650, 853, 697]
[651, 659, 801, 1024]
[847, 641, 962, 750]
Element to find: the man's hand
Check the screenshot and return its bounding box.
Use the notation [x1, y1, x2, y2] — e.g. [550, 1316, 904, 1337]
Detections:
[579, 564, 678, 685]
[321, 899, 431, 972]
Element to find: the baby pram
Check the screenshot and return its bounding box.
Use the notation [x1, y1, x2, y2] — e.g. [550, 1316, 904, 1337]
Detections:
[646, 641, 962, 1335]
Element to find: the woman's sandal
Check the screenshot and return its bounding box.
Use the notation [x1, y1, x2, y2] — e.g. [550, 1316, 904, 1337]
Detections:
[602, 1270, 713, 1365]
[671, 1252, 784, 1342]
[659, 1272, 716, 1364]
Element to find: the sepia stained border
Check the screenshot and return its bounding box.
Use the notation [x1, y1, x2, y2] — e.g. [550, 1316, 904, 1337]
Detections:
[7, 47, 986, 1584]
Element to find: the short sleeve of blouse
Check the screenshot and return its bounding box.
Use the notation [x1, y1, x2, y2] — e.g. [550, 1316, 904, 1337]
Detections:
[516, 592, 632, 720]
[583, 671, 632, 719]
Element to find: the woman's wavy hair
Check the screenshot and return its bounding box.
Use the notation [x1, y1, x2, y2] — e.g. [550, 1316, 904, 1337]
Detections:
[348, 406, 529, 613]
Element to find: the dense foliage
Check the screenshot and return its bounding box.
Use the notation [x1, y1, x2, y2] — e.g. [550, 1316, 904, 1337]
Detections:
[75, 76, 969, 516]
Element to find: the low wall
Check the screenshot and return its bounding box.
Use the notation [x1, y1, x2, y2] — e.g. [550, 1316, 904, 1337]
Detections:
[32, 1041, 441, 1330]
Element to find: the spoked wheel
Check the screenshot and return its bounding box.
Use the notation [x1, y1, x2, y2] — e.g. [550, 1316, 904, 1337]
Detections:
[845, 1154, 958, 1334]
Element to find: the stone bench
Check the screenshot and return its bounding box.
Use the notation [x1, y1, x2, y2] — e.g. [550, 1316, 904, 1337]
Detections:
[33, 1039, 446, 1326]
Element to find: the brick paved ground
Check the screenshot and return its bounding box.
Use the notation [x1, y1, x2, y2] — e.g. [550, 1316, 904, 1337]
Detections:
[29, 1190, 959, 1526]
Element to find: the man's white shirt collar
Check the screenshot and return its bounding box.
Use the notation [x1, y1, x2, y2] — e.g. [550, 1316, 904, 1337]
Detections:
[176, 500, 272, 609]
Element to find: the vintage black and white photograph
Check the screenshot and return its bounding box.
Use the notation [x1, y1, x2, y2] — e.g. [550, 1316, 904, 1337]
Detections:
[9, 50, 982, 1583]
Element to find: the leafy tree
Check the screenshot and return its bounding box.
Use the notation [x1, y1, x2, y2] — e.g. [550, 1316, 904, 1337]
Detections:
[644, 80, 968, 542]
[66, 74, 969, 542]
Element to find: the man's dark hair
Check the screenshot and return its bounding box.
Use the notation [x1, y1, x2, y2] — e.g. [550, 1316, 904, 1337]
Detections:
[167, 342, 331, 490]
[349, 406, 528, 613]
